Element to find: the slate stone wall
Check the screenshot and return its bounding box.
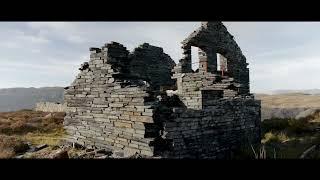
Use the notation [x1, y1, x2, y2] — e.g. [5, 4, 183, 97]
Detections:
[155, 97, 261, 159]
[63, 42, 175, 157]
[64, 22, 261, 159]
[174, 22, 250, 95]
[35, 102, 67, 112]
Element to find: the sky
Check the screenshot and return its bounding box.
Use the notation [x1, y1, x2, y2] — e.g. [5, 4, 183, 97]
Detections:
[0, 21, 320, 93]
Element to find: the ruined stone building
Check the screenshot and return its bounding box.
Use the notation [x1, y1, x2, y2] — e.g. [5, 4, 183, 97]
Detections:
[63, 22, 261, 159]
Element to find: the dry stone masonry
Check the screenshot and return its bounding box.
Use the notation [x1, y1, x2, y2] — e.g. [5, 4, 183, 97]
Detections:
[63, 22, 261, 159]
[35, 102, 67, 112]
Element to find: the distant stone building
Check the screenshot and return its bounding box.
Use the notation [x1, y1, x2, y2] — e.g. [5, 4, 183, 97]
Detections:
[63, 22, 261, 159]
[35, 102, 67, 112]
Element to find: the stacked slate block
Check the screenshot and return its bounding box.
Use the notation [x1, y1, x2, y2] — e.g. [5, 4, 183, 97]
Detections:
[177, 21, 250, 95]
[156, 97, 261, 159]
[63, 42, 173, 157]
[172, 72, 243, 109]
[129, 43, 176, 91]
[64, 21, 262, 159]
[155, 21, 261, 158]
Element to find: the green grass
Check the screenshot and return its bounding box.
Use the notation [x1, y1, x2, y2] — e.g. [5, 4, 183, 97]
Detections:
[259, 112, 320, 159]
[261, 118, 313, 135]
[234, 111, 320, 159]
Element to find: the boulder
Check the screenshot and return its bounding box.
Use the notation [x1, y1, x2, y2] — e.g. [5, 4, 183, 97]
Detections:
[50, 149, 69, 159]
[35, 144, 48, 151]
[13, 143, 30, 154]
[43, 113, 52, 119]
[72, 142, 85, 150]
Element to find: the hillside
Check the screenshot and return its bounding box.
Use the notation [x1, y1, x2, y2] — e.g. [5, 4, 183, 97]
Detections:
[270, 89, 320, 95]
[0, 110, 142, 159]
[255, 93, 320, 120]
[257, 89, 320, 95]
[0, 87, 64, 112]
[255, 93, 320, 108]
[0, 110, 66, 158]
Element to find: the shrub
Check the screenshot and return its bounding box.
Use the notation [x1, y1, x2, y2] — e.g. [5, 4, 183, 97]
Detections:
[0, 111, 66, 158]
[262, 117, 313, 135]
[0, 135, 28, 158]
[261, 118, 289, 133]
[0, 111, 65, 135]
[19, 109, 33, 112]
[232, 144, 277, 159]
[262, 131, 289, 144]
[231, 144, 255, 159]
[287, 119, 311, 135]
[0, 150, 14, 159]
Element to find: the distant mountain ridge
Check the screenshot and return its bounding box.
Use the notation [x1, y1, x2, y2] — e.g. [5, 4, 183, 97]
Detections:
[1, 87, 320, 114]
[0, 87, 64, 112]
[271, 89, 320, 95]
[256, 89, 320, 95]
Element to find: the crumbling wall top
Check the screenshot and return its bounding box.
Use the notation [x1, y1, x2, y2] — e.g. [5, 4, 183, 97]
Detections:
[182, 22, 231, 47]
[174, 21, 250, 95]
[128, 43, 176, 91]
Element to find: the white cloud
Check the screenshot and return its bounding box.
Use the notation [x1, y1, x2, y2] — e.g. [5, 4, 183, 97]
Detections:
[31, 49, 41, 53]
[27, 22, 87, 44]
[1, 22, 320, 92]
[251, 56, 320, 92]
[0, 29, 50, 51]
[25, 22, 199, 60]
[12, 30, 50, 44]
[0, 41, 20, 48]
[27, 22, 69, 29]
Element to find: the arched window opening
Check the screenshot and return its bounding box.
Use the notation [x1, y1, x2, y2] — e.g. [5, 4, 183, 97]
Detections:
[191, 46, 199, 71]
[217, 53, 228, 76]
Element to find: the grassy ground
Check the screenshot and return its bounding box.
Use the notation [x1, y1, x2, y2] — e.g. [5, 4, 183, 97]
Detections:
[2, 108, 320, 159]
[234, 110, 320, 159]
[0, 110, 66, 158]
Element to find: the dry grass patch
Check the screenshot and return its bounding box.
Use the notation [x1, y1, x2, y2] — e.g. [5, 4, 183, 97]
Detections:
[259, 111, 320, 159]
[24, 128, 66, 146]
[0, 110, 66, 158]
[262, 131, 290, 144]
[0, 110, 65, 135]
[235, 109, 320, 159]
[0, 135, 29, 158]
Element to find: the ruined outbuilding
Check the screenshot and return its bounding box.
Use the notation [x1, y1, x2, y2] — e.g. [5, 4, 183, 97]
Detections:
[63, 22, 261, 159]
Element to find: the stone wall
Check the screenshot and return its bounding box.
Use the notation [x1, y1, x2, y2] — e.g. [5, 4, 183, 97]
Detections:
[35, 102, 67, 112]
[63, 42, 175, 157]
[64, 21, 261, 159]
[129, 43, 176, 91]
[154, 97, 261, 159]
[174, 22, 250, 95]
[172, 72, 242, 109]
